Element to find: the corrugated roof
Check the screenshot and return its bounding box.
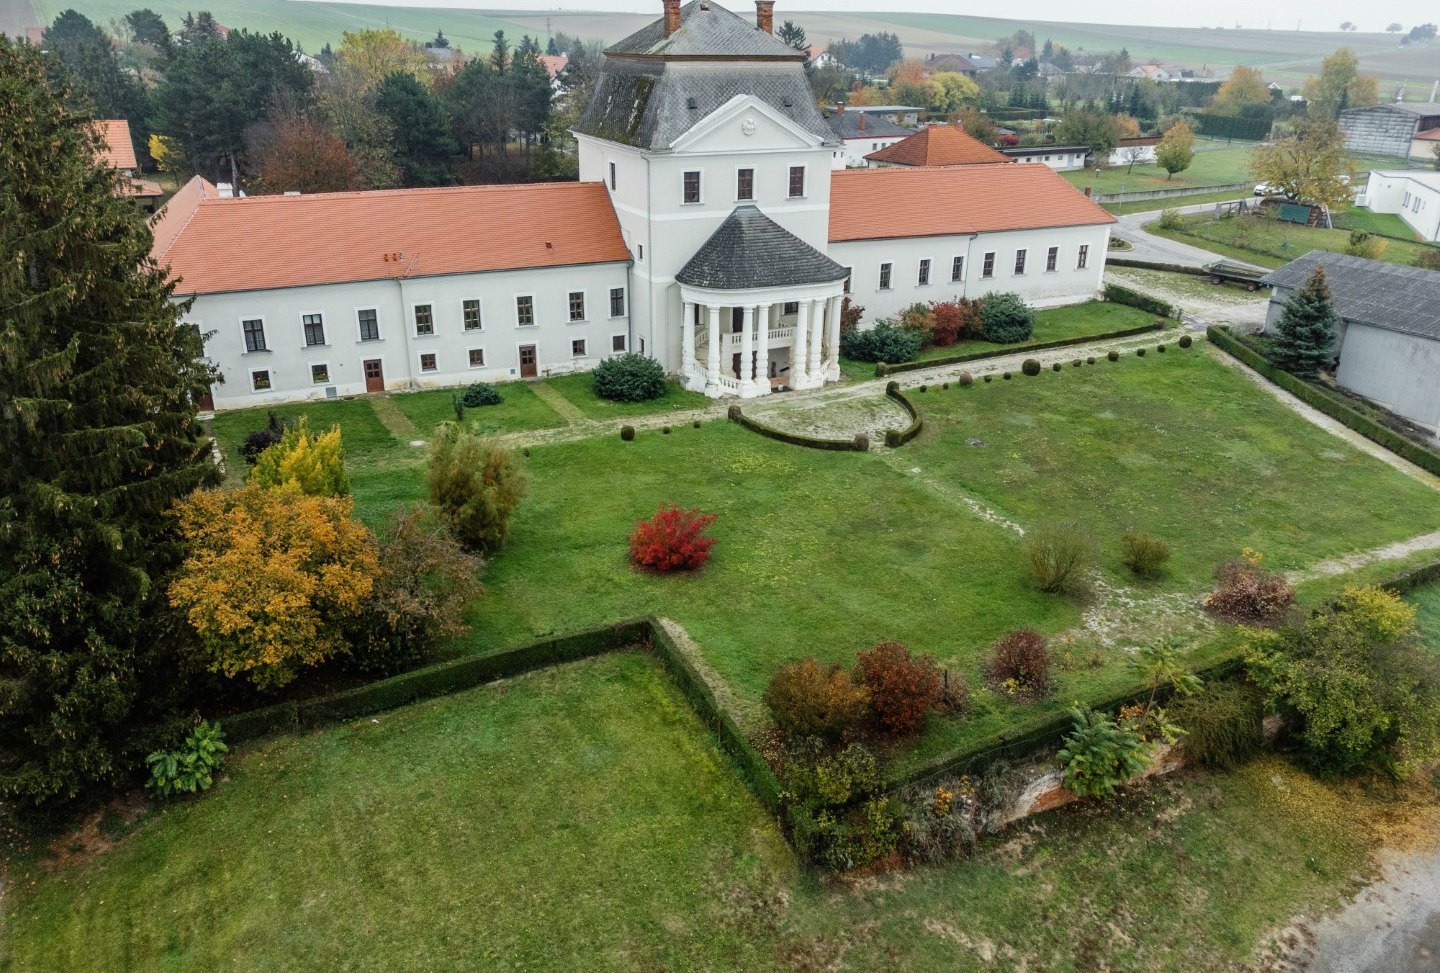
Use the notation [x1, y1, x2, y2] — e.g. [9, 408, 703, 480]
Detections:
[1415, 129, 1440, 141]
[865, 125, 1011, 166]
[606, 0, 801, 59]
[677, 204, 847, 289]
[95, 119, 138, 170]
[152, 182, 630, 296]
[1262, 250, 1440, 342]
[830, 164, 1115, 242]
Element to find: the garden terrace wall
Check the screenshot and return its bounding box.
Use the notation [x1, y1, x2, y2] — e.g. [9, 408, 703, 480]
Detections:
[727, 404, 867, 452]
[884, 381, 923, 447]
[875, 322, 1165, 376]
[1207, 326, 1440, 478]
[1105, 257, 1209, 277]
[1103, 282, 1176, 319]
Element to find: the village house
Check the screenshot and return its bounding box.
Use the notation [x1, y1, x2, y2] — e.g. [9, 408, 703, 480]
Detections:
[95, 119, 163, 209]
[149, 0, 1113, 409]
[1000, 143, 1091, 170]
[1339, 101, 1440, 161]
[865, 123, 1011, 168]
[824, 104, 911, 168]
[1357, 170, 1440, 242]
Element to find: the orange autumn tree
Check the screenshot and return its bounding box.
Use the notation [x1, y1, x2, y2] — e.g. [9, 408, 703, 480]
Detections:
[168, 485, 380, 689]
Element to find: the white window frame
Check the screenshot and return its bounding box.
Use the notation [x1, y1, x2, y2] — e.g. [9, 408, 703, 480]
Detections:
[412, 302, 435, 337]
[1045, 246, 1059, 273]
[309, 361, 331, 385]
[1014, 249, 1027, 276]
[611, 333, 627, 353]
[567, 289, 587, 323]
[1077, 245, 1089, 270]
[418, 351, 439, 373]
[240, 316, 268, 354]
[467, 347, 486, 369]
[462, 298, 483, 332]
[735, 165, 756, 202]
[249, 367, 272, 392]
[878, 262, 893, 290]
[982, 252, 996, 279]
[682, 169, 702, 205]
[951, 255, 965, 282]
[571, 337, 588, 358]
[609, 286, 626, 318]
[355, 306, 381, 342]
[917, 257, 932, 287]
[514, 293, 536, 328]
[300, 310, 327, 348]
[843, 266, 853, 293]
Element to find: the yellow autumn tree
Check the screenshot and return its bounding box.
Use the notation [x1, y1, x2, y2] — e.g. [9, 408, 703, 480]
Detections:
[169, 485, 380, 690]
[148, 133, 179, 172]
[336, 28, 431, 90]
[1212, 66, 1270, 113]
[249, 417, 350, 496]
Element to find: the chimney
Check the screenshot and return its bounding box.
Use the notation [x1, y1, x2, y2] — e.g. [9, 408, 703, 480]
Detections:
[662, 0, 680, 37]
[835, 101, 845, 116]
[755, 0, 774, 34]
[859, 112, 866, 132]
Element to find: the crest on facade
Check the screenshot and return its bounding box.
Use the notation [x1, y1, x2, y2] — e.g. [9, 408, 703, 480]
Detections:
[741, 117, 757, 136]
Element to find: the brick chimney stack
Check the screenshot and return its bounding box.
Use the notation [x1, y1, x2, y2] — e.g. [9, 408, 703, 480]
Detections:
[662, 0, 681, 37]
[835, 101, 845, 116]
[755, 0, 774, 33]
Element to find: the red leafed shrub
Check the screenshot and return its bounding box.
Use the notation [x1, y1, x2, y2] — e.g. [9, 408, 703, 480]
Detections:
[1205, 556, 1294, 624]
[929, 298, 985, 346]
[987, 629, 1051, 698]
[628, 503, 717, 571]
[856, 641, 943, 737]
[764, 658, 870, 740]
[840, 296, 864, 333]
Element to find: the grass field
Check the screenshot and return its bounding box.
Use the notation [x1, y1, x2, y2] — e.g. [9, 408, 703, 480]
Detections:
[543, 373, 710, 420]
[1062, 143, 1257, 197]
[4, 649, 1435, 972]
[389, 382, 566, 437]
[1148, 212, 1440, 269]
[1409, 583, 1440, 654]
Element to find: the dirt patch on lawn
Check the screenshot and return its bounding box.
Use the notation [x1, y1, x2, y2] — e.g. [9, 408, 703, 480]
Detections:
[748, 393, 911, 443]
[1106, 266, 1269, 328]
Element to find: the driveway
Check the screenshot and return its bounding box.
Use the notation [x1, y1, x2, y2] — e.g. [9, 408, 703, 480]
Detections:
[1112, 198, 1269, 271]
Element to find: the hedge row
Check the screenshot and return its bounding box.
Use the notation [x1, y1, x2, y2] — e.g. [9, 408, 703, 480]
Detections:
[883, 381, 923, 447]
[875, 322, 1166, 376]
[223, 620, 650, 743]
[1207, 326, 1440, 478]
[727, 404, 867, 452]
[1380, 559, 1440, 596]
[1103, 282, 1176, 319]
[1105, 256, 1209, 278]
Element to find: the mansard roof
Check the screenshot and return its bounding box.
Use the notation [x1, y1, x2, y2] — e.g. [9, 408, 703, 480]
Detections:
[677, 204, 848, 289]
[605, 1, 803, 60]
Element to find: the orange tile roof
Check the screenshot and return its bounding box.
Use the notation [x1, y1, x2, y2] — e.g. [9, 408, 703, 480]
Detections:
[537, 54, 568, 79]
[95, 119, 138, 170]
[1415, 128, 1440, 141]
[865, 124, 1011, 167]
[829, 164, 1116, 242]
[152, 182, 631, 296]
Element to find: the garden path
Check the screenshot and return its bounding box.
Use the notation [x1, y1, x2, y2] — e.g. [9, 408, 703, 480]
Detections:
[526, 382, 589, 426]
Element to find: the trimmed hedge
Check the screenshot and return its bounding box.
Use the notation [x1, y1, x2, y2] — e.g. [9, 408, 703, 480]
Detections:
[883, 381, 923, 447]
[728, 405, 867, 452]
[1207, 326, 1440, 478]
[1105, 256, 1209, 277]
[874, 322, 1166, 376]
[1104, 282, 1176, 319]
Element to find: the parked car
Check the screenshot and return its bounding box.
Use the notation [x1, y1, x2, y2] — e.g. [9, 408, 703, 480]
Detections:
[1253, 181, 1279, 197]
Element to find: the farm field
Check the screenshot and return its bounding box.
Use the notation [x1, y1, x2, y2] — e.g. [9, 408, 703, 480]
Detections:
[4, 649, 1436, 972]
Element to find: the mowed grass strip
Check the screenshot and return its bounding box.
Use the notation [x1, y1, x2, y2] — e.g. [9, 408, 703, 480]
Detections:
[0, 653, 797, 973]
[542, 372, 711, 421]
[1407, 582, 1440, 654]
[387, 382, 566, 437]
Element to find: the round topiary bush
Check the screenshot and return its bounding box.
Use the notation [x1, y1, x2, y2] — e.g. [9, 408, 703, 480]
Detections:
[942, 382, 950, 390]
[594, 352, 667, 402]
[1136, 348, 1147, 357]
[1003, 371, 1013, 380]
[876, 362, 891, 377]
[983, 374, 993, 383]
[1157, 343, 1167, 353]
[979, 292, 1035, 344]
[1072, 359, 1081, 368]
[662, 425, 671, 434]
[919, 384, 928, 393]
[1107, 350, 1120, 362]
[693, 419, 702, 428]
[1086, 356, 1096, 365]
[460, 382, 503, 408]
[853, 432, 869, 450]
[1179, 334, 1193, 349]
[1021, 358, 1042, 376]
[1052, 362, 1062, 372]
[727, 404, 742, 421]
[958, 372, 974, 386]
[620, 425, 635, 441]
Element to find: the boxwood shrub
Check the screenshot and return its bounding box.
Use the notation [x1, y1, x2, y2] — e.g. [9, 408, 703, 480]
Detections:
[594, 353, 667, 402]
[460, 382, 503, 407]
[1021, 358, 1041, 376]
[979, 292, 1035, 344]
[840, 321, 922, 364]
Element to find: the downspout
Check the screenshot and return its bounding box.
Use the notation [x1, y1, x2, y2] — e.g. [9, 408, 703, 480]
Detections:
[394, 259, 417, 391]
[642, 151, 652, 359]
[963, 231, 978, 298]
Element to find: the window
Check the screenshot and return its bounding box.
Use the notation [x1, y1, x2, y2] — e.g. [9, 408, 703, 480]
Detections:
[420, 353, 437, 372]
[302, 313, 325, 347]
[843, 267, 852, 293]
[251, 369, 271, 391]
[568, 291, 586, 322]
[609, 287, 626, 317]
[736, 167, 754, 201]
[612, 334, 627, 353]
[639, 337, 645, 354]
[879, 262, 892, 289]
[242, 318, 267, 353]
[788, 165, 805, 198]
[310, 363, 330, 384]
[951, 256, 965, 282]
[1077, 245, 1089, 270]
[608, 161, 616, 190]
[468, 348, 485, 368]
[1014, 250, 1027, 275]
[1046, 246, 1058, 272]
[982, 252, 995, 278]
[637, 244, 644, 262]
[683, 170, 701, 204]
[572, 338, 587, 357]
[918, 258, 931, 286]
[463, 299, 482, 331]
[414, 304, 433, 336]
[516, 295, 534, 327]
[783, 301, 799, 314]
[357, 308, 380, 341]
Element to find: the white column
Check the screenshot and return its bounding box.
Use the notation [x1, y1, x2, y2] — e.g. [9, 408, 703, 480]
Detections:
[793, 299, 810, 387]
[825, 295, 842, 381]
[739, 305, 754, 392]
[681, 300, 696, 385]
[754, 303, 770, 393]
[705, 304, 721, 393]
[809, 298, 824, 380]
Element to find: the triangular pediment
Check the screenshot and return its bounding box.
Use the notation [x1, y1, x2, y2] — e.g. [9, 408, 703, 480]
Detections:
[669, 94, 829, 153]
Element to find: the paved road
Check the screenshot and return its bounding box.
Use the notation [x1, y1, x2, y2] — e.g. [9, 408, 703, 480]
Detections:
[1112, 198, 1269, 271]
[1301, 845, 1440, 973]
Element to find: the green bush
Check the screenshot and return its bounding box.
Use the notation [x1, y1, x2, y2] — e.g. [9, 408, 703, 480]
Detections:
[661, 425, 671, 434]
[983, 374, 992, 382]
[1021, 358, 1041, 376]
[1136, 348, 1146, 357]
[620, 425, 635, 441]
[763, 658, 869, 741]
[840, 321, 923, 364]
[1024, 520, 1096, 594]
[593, 353, 667, 402]
[1179, 334, 1193, 348]
[1057, 708, 1153, 798]
[1086, 356, 1096, 364]
[1157, 208, 1184, 230]
[426, 422, 527, 553]
[1003, 371, 1012, 380]
[1104, 282, 1174, 318]
[979, 292, 1035, 344]
[1052, 362, 1062, 372]
[1107, 350, 1120, 362]
[145, 720, 228, 800]
[1169, 681, 1266, 769]
[1121, 532, 1171, 577]
[783, 740, 904, 870]
[460, 382, 502, 407]
[958, 372, 974, 386]
[1157, 344, 1167, 353]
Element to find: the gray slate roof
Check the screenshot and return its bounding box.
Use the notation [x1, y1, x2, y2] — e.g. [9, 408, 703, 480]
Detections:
[825, 112, 911, 139]
[676, 204, 848, 289]
[1343, 101, 1440, 117]
[1262, 250, 1440, 342]
[606, 0, 801, 59]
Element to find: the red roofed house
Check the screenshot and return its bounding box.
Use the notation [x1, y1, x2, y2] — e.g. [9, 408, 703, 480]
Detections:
[95, 119, 163, 207]
[864, 123, 1012, 168]
[151, 0, 1113, 408]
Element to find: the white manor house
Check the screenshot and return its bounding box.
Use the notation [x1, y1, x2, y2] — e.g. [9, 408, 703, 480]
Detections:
[150, 0, 1115, 410]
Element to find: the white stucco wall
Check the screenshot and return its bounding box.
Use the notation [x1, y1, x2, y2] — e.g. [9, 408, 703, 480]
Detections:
[186, 261, 631, 410]
[829, 222, 1111, 323]
[1005, 149, 1088, 171]
[830, 135, 905, 169]
[1334, 322, 1440, 432]
[1360, 170, 1440, 242]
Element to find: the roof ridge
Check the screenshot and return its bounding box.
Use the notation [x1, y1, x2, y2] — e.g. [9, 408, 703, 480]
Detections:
[197, 180, 606, 206]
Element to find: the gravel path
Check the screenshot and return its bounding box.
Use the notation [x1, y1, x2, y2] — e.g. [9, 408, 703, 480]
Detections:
[1105, 266, 1270, 331]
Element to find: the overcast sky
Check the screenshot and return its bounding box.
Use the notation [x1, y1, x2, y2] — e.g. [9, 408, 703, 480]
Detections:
[318, 0, 1440, 32]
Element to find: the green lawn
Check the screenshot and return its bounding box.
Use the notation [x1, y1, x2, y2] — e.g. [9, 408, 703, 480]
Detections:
[1148, 213, 1440, 269]
[1332, 206, 1426, 241]
[1407, 582, 1440, 654]
[3, 649, 1429, 971]
[389, 383, 566, 437]
[209, 397, 397, 476]
[1062, 143, 1257, 196]
[543, 373, 711, 421]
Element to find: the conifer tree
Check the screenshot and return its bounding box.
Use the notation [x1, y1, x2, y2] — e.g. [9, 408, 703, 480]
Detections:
[0, 39, 219, 808]
[1268, 267, 1338, 377]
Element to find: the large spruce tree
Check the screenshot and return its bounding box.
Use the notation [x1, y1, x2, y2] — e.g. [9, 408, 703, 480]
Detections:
[1269, 266, 1339, 378]
[0, 38, 218, 808]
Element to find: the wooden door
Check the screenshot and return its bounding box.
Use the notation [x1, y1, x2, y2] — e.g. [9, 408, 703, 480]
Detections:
[519, 344, 538, 379]
[363, 359, 384, 393]
[196, 387, 215, 411]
